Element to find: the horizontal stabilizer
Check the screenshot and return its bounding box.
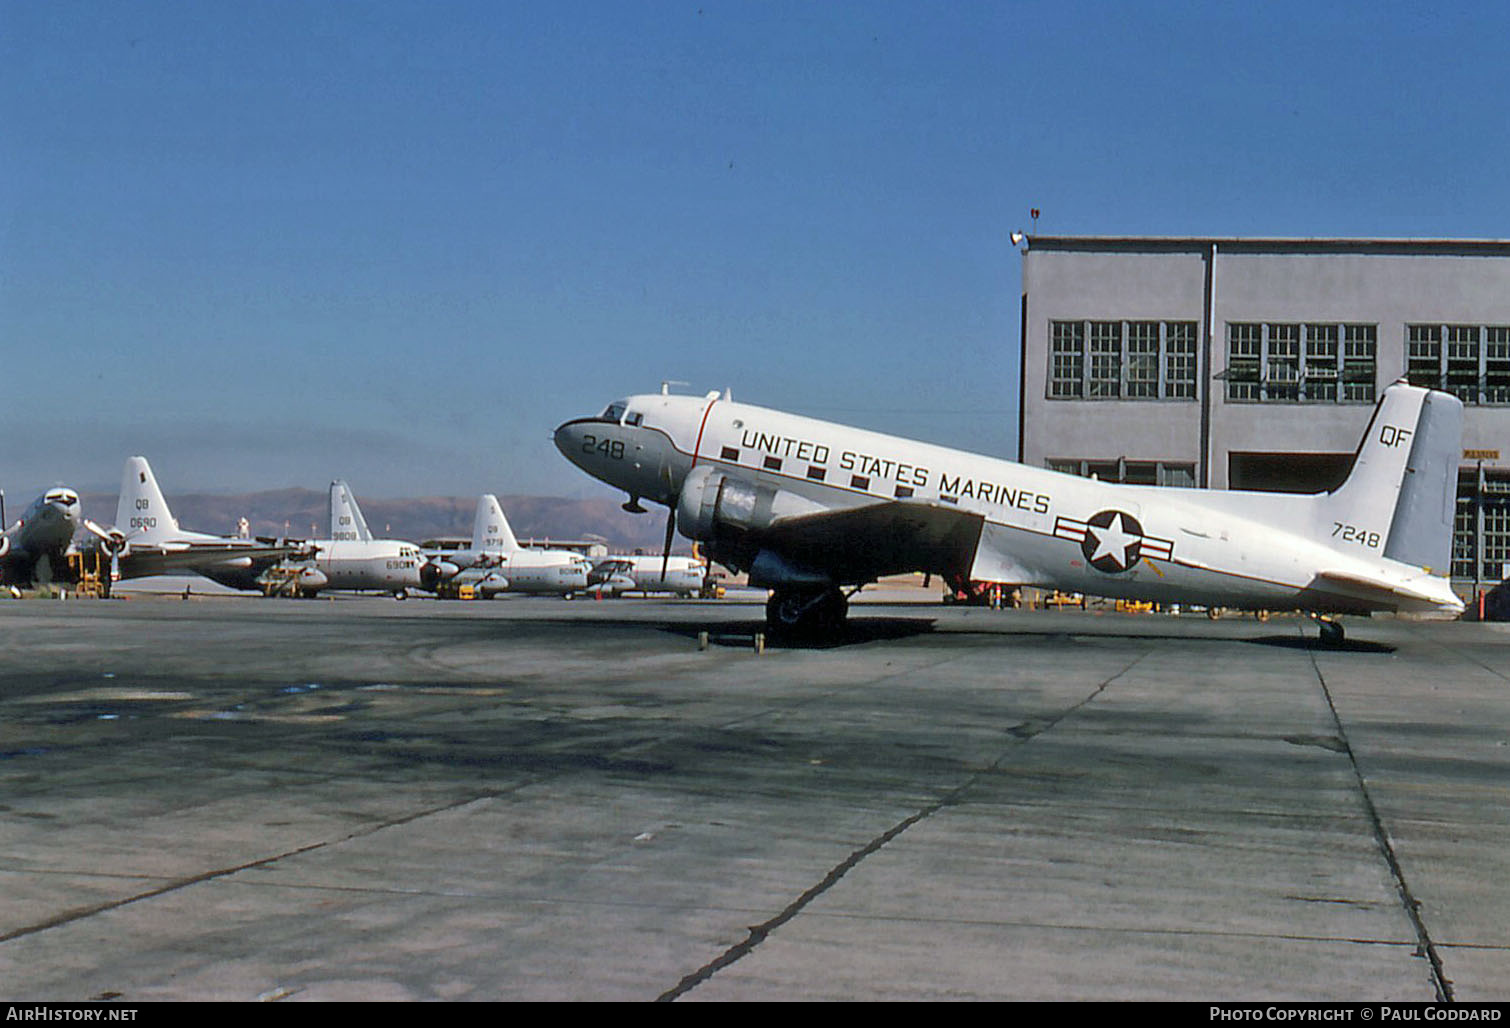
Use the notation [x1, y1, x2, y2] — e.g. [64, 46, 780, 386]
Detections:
[1305, 570, 1464, 616]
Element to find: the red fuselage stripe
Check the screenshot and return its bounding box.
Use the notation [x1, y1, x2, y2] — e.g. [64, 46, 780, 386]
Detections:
[691, 398, 718, 469]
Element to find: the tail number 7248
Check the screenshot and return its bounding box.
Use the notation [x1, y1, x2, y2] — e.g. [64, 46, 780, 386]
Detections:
[1333, 522, 1381, 548]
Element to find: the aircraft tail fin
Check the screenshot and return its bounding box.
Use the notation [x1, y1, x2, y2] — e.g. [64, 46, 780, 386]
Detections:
[1320, 381, 1462, 576]
[473, 494, 519, 552]
[329, 481, 373, 542]
[117, 457, 180, 541]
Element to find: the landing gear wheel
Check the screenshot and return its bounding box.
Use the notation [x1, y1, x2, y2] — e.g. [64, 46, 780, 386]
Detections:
[766, 588, 848, 637]
[1319, 619, 1345, 647]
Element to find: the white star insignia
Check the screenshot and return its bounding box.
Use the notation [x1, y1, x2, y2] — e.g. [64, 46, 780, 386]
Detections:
[1087, 513, 1140, 569]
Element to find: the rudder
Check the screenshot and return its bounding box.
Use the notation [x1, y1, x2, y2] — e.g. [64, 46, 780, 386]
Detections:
[1384, 389, 1462, 574]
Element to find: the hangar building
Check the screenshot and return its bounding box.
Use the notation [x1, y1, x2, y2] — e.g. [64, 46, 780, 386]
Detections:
[1017, 236, 1510, 593]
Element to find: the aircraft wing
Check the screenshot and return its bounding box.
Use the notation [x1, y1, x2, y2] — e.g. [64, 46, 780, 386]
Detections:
[756, 500, 985, 584]
[112, 541, 305, 580]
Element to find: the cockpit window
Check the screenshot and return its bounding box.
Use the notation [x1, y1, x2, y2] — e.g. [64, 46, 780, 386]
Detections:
[600, 402, 627, 423]
[624, 411, 643, 427]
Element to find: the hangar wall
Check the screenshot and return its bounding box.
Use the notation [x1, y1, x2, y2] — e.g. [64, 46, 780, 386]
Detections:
[1019, 237, 1510, 588]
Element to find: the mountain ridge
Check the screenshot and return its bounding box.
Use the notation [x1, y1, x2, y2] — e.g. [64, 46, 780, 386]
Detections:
[75, 490, 681, 554]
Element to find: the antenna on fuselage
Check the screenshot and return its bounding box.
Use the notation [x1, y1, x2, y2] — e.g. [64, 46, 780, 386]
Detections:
[661, 380, 688, 395]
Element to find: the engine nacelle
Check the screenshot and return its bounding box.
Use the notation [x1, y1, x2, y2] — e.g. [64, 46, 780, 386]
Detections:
[296, 567, 330, 592]
[420, 559, 460, 592]
[674, 466, 824, 544]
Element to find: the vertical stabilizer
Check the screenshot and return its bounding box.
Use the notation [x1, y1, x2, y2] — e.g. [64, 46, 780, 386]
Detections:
[1321, 381, 1462, 575]
[473, 495, 519, 552]
[117, 457, 179, 541]
[1384, 390, 1462, 574]
[329, 481, 373, 542]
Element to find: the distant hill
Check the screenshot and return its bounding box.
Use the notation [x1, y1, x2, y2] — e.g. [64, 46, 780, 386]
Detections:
[76, 490, 682, 554]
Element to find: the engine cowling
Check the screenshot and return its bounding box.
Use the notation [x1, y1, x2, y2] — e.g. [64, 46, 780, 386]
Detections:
[295, 566, 329, 593]
[419, 559, 460, 592]
[675, 466, 824, 544]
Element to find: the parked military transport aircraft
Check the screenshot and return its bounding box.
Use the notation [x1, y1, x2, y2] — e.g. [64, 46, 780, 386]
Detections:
[555, 381, 1464, 642]
[1, 487, 83, 587]
[419, 494, 592, 597]
[79, 457, 299, 590]
[260, 481, 424, 597]
[588, 553, 708, 597]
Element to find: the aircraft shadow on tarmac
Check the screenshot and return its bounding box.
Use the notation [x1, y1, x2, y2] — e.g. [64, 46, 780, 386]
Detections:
[664, 618, 1399, 653]
[1243, 634, 1396, 655]
[663, 617, 938, 650]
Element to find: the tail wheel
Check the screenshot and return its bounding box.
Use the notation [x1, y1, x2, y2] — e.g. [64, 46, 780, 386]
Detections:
[1319, 619, 1345, 647]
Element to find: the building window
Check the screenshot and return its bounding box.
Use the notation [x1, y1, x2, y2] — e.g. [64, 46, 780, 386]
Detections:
[1455, 470, 1510, 582]
[1050, 322, 1084, 398]
[1343, 325, 1377, 402]
[1407, 324, 1509, 405]
[1226, 323, 1263, 401]
[1305, 324, 1339, 401]
[1487, 327, 1510, 404]
[1407, 325, 1442, 389]
[1126, 322, 1160, 398]
[1165, 322, 1198, 398]
[1226, 322, 1376, 403]
[1447, 325, 1479, 401]
[1088, 321, 1122, 398]
[1047, 458, 1197, 487]
[1048, 320, 1199, 401]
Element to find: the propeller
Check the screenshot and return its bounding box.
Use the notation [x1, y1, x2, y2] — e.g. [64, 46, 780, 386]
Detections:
[660, 505, 676, 585]
[83, 519, 129, 582]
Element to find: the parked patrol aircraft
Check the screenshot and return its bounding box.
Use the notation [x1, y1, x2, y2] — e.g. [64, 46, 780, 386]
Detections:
[1, 487, 83, 587]
[81, 457, 299, 589]
[555, 381, 1464, 642]
[264, 481, 424, 597]
[418, 494, 592, 597]
[588, 553, 707, 597]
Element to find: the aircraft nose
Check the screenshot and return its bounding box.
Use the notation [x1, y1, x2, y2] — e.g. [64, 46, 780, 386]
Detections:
[553, 421, 585, 463]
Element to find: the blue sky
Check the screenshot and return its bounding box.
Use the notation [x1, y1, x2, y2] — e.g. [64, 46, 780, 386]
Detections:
[4, 0, 1509, 503]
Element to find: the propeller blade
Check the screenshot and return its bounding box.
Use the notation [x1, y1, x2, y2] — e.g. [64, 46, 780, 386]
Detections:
[660, 506, 676, 584]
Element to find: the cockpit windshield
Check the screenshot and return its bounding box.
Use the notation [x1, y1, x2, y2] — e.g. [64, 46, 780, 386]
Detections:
[599, 401, 628, 423]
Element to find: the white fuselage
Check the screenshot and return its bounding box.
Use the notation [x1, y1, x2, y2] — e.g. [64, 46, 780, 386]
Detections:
[307, 539, 425, 592]
[424, 547, 591, 595]
[1, 489, 81, 582]
[599, 554, 706, 595]
[555, 391, 1463, 616]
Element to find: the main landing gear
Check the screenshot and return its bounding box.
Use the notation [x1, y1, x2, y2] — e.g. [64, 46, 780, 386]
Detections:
[766, 587, 848, 637]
